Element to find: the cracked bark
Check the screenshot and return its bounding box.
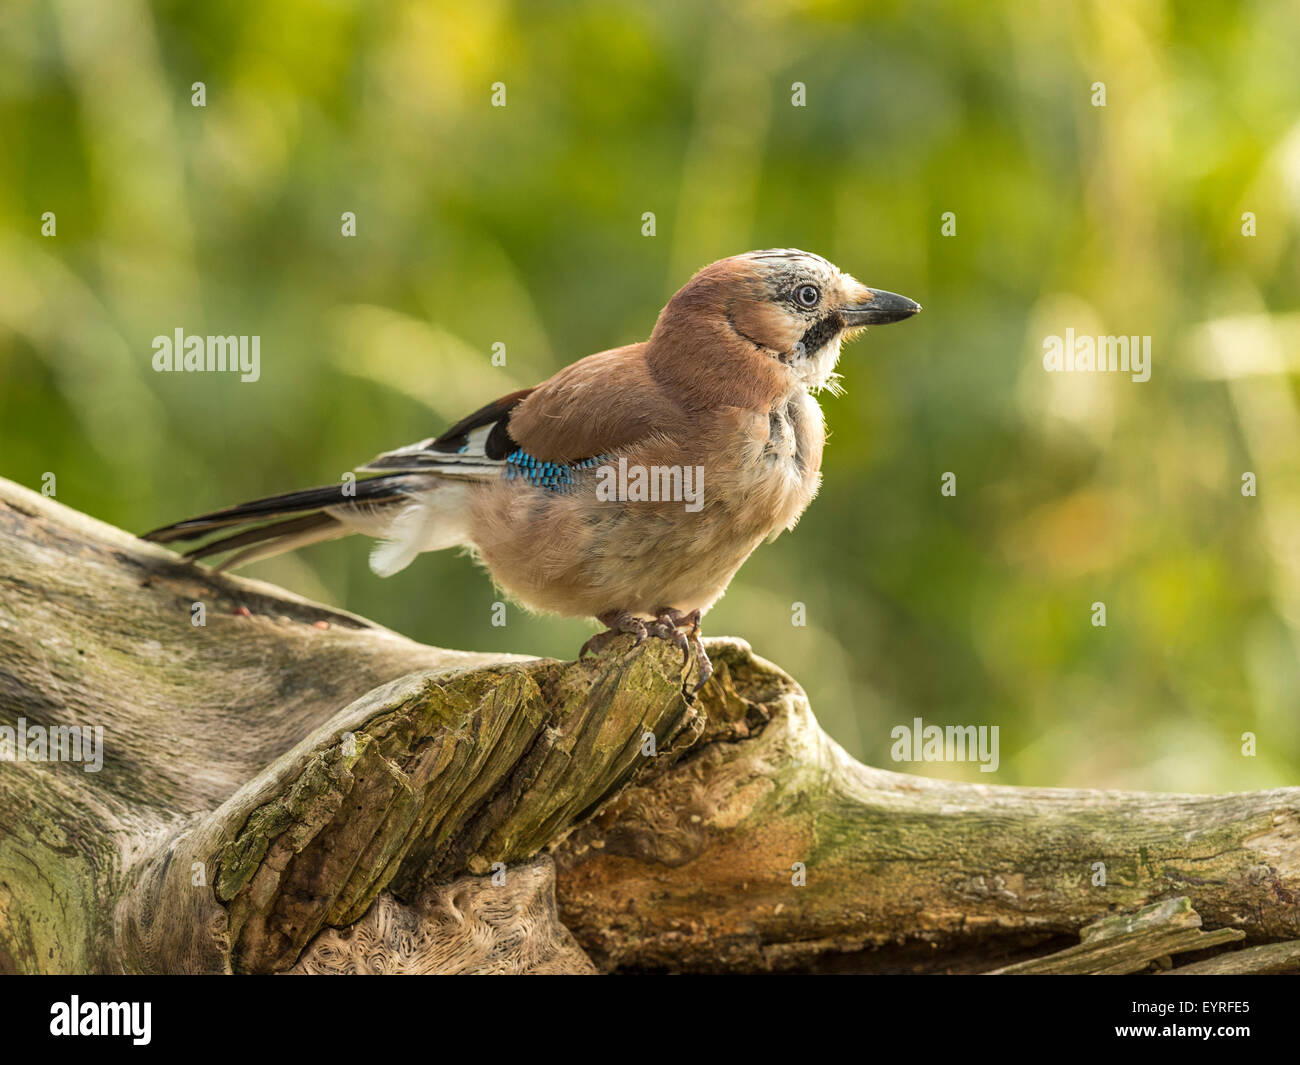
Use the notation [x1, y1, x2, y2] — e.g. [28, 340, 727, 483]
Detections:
[0, 477, 1297, 974]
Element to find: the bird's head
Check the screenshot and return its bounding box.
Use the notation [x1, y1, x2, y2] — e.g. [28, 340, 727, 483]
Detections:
[651, 248, 920, 396]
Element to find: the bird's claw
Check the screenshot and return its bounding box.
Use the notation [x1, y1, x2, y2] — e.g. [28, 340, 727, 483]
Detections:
[681, 612, 713, 693]
[653, 608, 712, 694]
[649, 612, 692, 666]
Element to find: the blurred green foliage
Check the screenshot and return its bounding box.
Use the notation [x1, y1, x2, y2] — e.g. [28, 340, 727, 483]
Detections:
[2, 0, 1298, 790]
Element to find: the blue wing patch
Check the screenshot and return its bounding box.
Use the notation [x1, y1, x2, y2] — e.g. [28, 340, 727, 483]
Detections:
[503, 449, 605, 492]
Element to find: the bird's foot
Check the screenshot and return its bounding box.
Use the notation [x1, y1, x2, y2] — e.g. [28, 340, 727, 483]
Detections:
[581, 608, 712, 693]
[580, 610, 649, 659]
[646, 610, 692, 662]
[652, 607, 713, 694]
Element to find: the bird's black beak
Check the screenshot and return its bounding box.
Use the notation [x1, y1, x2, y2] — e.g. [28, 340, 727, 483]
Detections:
[840, 288, 922, 326]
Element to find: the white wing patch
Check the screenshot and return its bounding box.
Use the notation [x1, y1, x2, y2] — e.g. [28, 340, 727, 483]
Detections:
[360, 425, 503, 478]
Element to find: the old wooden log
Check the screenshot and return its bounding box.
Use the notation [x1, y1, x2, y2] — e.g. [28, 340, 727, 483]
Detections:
[0, 477, 1296, 974]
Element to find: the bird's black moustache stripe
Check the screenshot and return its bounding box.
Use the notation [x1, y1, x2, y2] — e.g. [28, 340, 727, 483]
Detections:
[798, 312, 843, 357]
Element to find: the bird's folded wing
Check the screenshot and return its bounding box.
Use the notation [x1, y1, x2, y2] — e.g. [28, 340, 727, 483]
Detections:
[360, 388, 534, 476]
[360, 343, 671, 474]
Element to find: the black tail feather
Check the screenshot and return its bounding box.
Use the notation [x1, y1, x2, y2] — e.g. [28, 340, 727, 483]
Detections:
[142, 474, 414, 544]
[181, 512, 341, 561]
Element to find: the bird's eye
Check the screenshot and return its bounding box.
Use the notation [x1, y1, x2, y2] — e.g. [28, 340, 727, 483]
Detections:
[795, 284, 820, 308]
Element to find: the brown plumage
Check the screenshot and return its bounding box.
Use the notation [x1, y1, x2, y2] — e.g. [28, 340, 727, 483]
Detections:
[143, 250, 920, 687]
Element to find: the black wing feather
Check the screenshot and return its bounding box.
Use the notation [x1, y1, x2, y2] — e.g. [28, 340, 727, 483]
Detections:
[429, 388, 532, 459]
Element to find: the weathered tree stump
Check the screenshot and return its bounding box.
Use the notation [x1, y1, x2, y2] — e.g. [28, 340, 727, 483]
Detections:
[0, 477, 1296, 974]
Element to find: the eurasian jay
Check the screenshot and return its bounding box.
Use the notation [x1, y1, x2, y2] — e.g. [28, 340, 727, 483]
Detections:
[144, 249, 920, 688]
